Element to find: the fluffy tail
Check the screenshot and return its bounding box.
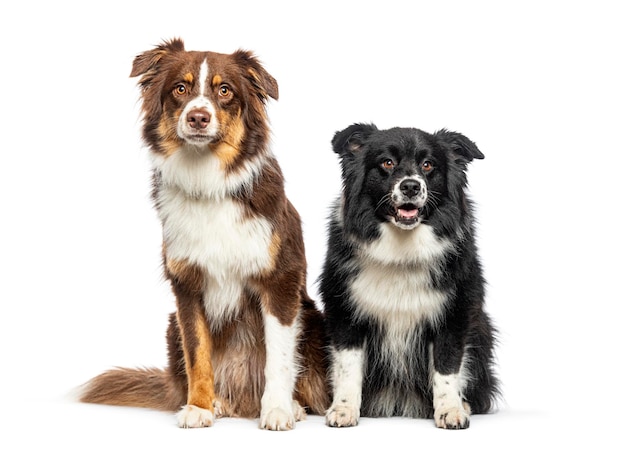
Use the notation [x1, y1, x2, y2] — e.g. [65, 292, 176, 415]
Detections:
[79, 367, 185, 412]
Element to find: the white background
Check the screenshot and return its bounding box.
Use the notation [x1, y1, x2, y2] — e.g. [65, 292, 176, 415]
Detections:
[1, 0, 624, 452]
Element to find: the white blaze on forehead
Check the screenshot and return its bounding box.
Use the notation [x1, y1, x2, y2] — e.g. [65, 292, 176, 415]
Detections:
[190, 59, 213, 109]
[199, 59, 209, 96]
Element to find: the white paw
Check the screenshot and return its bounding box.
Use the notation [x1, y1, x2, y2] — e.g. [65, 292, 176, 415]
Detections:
[434, 405, 470, 429]
[176, 404, 215, 428]
[213, 399, 225, 418]
[325, 404, 359, 427]
[260, 406, 296, 431]
[292, 400, 306, 422]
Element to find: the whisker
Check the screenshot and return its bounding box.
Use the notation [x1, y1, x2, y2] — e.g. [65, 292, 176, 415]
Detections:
[427, 190, 442, 206]
[375, 194, 392, 212]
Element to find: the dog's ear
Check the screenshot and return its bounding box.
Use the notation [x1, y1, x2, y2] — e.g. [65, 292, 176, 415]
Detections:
[130, 38, 185, 79]
[434, 129, 484, 161]
[332, 123, 378, 156]
[130, 39, 186, 125]
[233, 50, 279, 101]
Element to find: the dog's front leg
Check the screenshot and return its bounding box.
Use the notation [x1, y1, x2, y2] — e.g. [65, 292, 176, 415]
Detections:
[166, 259, 216, 428]
[431, 334, 471, 430]
[325, 346, 364, 427]
[258, 287, 303, 431]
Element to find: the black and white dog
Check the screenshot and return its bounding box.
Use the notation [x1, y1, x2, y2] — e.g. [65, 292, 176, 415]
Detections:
[320, 123, 499, 429]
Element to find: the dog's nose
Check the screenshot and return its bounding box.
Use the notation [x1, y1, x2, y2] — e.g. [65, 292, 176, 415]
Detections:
[187, 109, 211, 130]
[400, 179, 421, 198]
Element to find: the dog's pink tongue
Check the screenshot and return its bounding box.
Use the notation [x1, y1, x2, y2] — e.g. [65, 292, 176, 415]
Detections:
[398, 208, 419, 218]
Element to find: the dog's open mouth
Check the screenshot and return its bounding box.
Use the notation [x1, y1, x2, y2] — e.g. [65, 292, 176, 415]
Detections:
[394, 204, 421, 226]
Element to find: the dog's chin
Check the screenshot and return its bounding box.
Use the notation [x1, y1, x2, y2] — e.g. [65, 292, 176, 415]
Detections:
[390, 204, 422, 230]
[182, 134, 217, 146]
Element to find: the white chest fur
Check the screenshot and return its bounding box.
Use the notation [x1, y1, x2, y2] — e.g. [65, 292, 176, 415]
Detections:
[158, 186, 273, 277]
[350, 223, 453, 334]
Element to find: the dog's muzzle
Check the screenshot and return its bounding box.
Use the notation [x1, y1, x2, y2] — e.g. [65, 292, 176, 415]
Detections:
[178, 97, 220, 145]
[390, 177, 427, 229]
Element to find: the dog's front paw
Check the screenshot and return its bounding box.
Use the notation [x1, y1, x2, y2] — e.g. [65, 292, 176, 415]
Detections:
[434, 405, 470, 429]
[176, 404, 215, 428]
[326, 404, 359, 427]
[260, 406, 296, 431]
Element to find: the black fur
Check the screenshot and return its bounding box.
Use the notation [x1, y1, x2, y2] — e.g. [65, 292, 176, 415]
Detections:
[320, 123, 499, 426]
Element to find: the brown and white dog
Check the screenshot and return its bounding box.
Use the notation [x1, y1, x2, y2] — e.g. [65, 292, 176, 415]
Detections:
[79, 38, 329, 430]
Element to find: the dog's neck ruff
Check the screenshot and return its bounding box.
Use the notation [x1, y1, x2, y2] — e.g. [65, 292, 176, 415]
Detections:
[152, 145, 270, 200]
[356, 223, 453, 267]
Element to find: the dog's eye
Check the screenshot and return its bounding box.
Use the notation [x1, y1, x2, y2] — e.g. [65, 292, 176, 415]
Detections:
[174, 84, 187, 95]
[218, 85, 231, 97]
[422, 160, 433, 172]
[381, 159, 395, 170]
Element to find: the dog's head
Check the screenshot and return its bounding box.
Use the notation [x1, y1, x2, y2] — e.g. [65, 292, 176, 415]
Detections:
[130, 38, 278, 162]
[332, 123, 483, 237]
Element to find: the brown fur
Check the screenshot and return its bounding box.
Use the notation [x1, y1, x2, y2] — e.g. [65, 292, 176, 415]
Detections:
[79, 39, 330, 421]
